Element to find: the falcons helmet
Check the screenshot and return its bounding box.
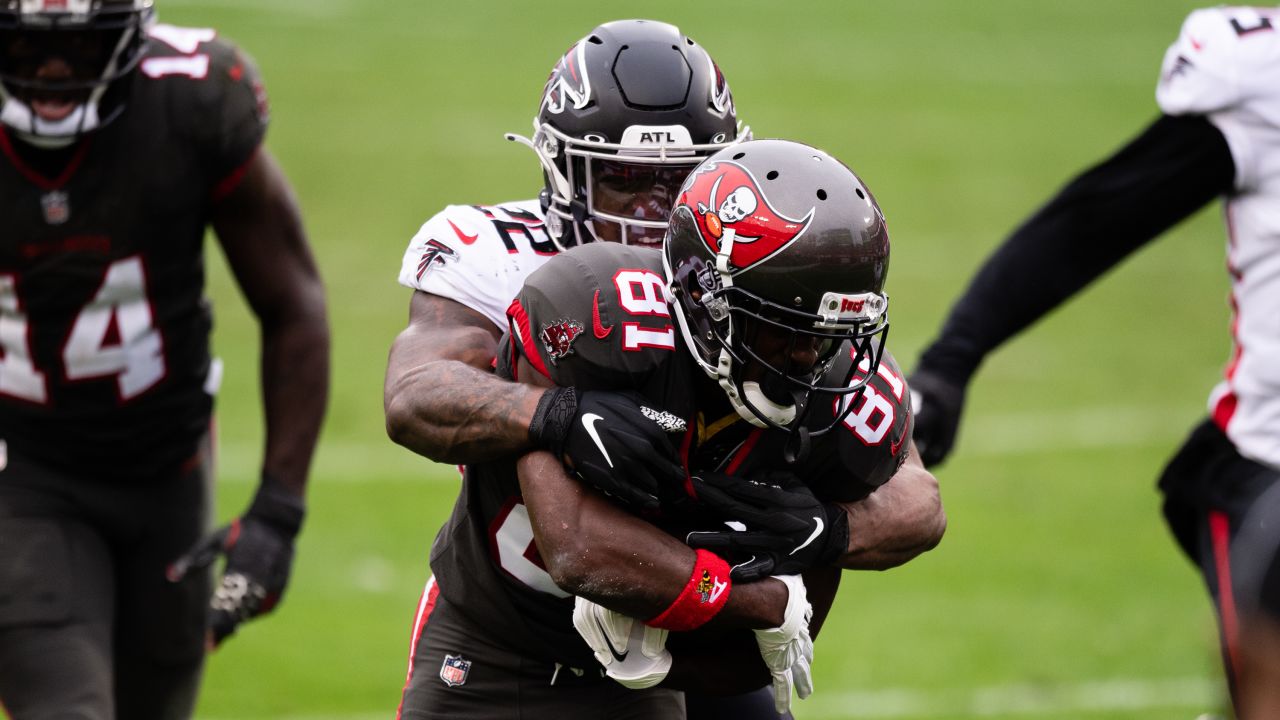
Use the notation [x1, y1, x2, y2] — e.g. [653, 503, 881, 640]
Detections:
[0, 0, 155, 147]
[663, 139, 891, 449]
[507, 19, 748, 249]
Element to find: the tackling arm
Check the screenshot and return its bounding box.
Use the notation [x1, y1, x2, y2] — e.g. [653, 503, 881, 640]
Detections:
[384, 290, 547, 463]
[834, 440, 945, 570]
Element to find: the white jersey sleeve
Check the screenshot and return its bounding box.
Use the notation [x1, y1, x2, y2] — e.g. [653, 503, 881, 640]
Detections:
[397, 200, 559, 330]
[1157, 6, 1280, 190]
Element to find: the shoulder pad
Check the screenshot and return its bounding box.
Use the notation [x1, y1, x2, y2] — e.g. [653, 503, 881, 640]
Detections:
[398, 201, 556, 330]
[799, 350, 913, 502]
[508, 243, 679, 390]
[142, 26, 268, 178]
[1157, 7, 1280, 116]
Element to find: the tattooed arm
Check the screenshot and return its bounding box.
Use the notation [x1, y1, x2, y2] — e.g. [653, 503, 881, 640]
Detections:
[384, 291, 547, 463]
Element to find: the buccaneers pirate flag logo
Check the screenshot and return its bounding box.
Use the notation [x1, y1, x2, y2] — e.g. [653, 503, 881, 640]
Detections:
[678, 161, 813, 273]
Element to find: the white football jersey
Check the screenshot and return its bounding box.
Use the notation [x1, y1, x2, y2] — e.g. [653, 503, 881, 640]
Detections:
[398, 200, 558, 330]
[1158, 6, 1280, 468]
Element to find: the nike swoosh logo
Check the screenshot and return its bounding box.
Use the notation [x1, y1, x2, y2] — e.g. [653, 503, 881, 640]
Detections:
[708, 578, 728, 604]
[592, 290, 613, 339]
[582, 413, 614, 468]
[595, 615, 628, 662]
[447, 219, 478, 245]
[890, 429, 907, 457]
[789, 516, 824, 556]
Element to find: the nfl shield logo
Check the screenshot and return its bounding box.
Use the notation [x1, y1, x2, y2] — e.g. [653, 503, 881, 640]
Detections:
[440, 654, 471, 687]
[41, 191, 70, 225]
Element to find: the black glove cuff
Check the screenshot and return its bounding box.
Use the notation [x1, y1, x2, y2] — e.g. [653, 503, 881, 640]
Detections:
[912, 357, 973, 395]
[820, 502, 851, 565]
[247, 474, 306, 538]
[528, 385, 578, 456]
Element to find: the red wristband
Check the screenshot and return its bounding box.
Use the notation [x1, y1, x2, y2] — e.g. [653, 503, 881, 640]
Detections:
[647, 549, 732, 631]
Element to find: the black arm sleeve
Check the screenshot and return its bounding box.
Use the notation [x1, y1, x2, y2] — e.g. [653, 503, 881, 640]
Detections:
[917, 113, 1235, 384]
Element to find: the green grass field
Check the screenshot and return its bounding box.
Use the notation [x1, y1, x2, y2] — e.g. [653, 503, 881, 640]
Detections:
[156, 1, 1232, 717]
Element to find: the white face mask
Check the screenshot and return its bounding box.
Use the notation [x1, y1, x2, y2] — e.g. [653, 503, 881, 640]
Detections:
[0, 95, 103, 148]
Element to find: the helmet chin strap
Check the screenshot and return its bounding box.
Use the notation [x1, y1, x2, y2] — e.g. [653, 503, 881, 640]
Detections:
[0, 99, 100, 148]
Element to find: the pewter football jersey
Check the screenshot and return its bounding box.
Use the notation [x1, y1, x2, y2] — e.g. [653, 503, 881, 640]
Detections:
[397, 201, 558, 330]
[1158, 6, 1280, 468]
[0, 25, 268, 479]
[426, 243, 913, 668]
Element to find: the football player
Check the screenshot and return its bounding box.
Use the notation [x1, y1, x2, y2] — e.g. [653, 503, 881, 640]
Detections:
[395, 138, 943, 719]
[385, 19, 942, 720]
[0, 2, 329, 719]
[908, 5, 1280, 712]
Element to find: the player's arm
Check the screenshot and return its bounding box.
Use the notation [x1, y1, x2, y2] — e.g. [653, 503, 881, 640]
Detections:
[912, 113, 1235, 466]
[517, 449, 786, 628]
[663, 565, 840, 695]
[834, 439, 944, 570]
[173, 148, 329, 647]
[212, 148, 329, 501]
[686, 450, 944, 578]
[521, 448, 818, 701]
[384, 290, 547, 462]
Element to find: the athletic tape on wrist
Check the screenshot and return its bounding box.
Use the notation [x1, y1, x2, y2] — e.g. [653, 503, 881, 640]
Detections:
[647, 549, 731, 631]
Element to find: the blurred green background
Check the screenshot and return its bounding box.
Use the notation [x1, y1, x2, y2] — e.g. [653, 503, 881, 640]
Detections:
[162, 1, 1230, 718]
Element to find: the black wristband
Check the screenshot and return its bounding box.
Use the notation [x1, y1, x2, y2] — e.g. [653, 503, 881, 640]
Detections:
[820, 502, 850, 565]
[247, 473, 306, 538]
[528, 386, 578, 456]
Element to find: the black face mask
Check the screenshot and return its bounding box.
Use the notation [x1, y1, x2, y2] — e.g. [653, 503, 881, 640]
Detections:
[0, 27, 125, 97]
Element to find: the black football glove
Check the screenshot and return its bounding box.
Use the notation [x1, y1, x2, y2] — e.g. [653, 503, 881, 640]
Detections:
[168, 477, 304, 648]
[529, 387, 687, 511]
[907, 367, 967, 468]
[685, 471, 849, 583]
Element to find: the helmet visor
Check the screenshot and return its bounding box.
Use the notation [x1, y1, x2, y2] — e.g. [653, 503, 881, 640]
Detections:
[587, 158, 693, 246]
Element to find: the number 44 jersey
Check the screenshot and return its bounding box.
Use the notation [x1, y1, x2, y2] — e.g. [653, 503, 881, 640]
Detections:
[427, 242, 913, 668]
[0, 25, 268, 480]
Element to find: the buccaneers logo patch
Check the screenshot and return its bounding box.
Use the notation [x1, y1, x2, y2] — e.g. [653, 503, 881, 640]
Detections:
[540, 319, 584, 365]
[678, 161, 813, 274]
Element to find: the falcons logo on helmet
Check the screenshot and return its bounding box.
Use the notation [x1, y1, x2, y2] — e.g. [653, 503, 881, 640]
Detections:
[540, 41, 591, 115]
[679, 161, 813, 273]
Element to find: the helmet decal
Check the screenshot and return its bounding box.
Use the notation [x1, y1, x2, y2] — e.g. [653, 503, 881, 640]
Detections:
[540, 42, 591, 115]
[680, 161, 813, 273]
[707, 56, 734, 118]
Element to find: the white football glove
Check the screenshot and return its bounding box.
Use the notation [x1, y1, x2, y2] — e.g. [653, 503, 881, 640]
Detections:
[753, 574, 815, 714]
[572, 596, 672, 689]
